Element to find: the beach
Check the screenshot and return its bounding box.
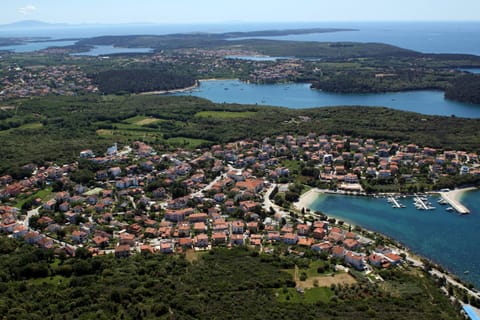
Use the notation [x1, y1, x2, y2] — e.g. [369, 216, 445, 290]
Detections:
[295, 188, 325, 211]
[138, 82, 199, 95]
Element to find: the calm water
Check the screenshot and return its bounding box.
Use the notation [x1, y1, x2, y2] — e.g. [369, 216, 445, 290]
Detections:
[174, 79, 480, 118]
[1, 22, 480, 55]
[229, 21, 480, 56]
[0, 40, 77, 52]
[71, 45, 153, 56]
[458, 68, 480, 74]
[309, 190, 480, 287]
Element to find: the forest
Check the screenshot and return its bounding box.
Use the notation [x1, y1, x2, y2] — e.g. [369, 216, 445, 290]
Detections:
[0, 237, 463, 320]
[445, 73, 480, 104]
[91, 69, 196, 94]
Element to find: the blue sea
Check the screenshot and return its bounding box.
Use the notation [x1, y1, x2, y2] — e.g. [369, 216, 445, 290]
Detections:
[1, 21, 480, 55]
[309, 190, 480, 287]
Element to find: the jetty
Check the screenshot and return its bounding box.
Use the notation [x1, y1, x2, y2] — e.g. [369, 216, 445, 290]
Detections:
[388, 196, 405, 208]
[440, 193, 470, 215]
[413, 195, 435, 210]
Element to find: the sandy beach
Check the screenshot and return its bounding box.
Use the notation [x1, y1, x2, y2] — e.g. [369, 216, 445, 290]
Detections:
[138, 82, 199, 95]
[439, 187, 477, 214]
[294, 188, 325, 211]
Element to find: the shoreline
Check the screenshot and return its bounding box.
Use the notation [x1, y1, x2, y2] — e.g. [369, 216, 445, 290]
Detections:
[295, 186, 477, 214]
[138, 81, 200, 95]
[293, 186, 479, 292]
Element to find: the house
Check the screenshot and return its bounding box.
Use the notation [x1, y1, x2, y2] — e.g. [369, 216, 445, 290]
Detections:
[332, 246, 345, 259]
[230, 233, 244, 246]
[189, 213, 208, 223]
[194, 233, 209, 248]
[282, 233, 298, 245]
[12, 225, 28, 239]
[297, 224, 310, 236]
[311, 241, 333, 253]
[43, 199, 57, 211]
[267, 231, 281, 242]
[119, 232, 135, 246]
[115, 244, 131, 258]
[160, 242, 174, 254]
[177, 223, 191, 237]
[72, 230, 88, 243]
[165, 208, 194, 222]
[249, 234, 263, 247]
[212, 231, 227, 245]
[193, 222, 207, 233]
[177, 237, 193, 248]
[384, 253, 402, 266]
[313, 228, 326, 240]
[345, 251, 366, 270]
[343, 238, 360, 250]
[368, 253, 384, 267]
[140, 244, 155, 254]
[247, 221, 259, 233]
[231, 220, 245, 234]
[92, 235, 109, 248]
[297, 237, 314, 247]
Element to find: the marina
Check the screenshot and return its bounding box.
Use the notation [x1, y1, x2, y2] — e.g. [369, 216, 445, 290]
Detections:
[307, 189, 480, 288]
[387, 195, 406, 208]
[413, 194, 436, 210]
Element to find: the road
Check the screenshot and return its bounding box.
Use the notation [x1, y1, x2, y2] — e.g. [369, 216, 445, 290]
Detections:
[262, 183, 292, 221]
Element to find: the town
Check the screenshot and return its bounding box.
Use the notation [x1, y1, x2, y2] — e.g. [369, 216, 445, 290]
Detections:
[1, 132, 479, 280]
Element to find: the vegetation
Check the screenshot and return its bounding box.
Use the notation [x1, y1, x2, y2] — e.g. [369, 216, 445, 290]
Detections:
[445, 73, 480, 104]
[91, 69, 196, 94]
[0, 237, 463, 319]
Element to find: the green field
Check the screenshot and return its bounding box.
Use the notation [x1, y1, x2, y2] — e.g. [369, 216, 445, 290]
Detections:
[195, 111, 257, 119]
[167, 137, 211, 148]
[276, 287, 333, 304]
[123, 115, 165, 126]
[14, 187, 52, 209]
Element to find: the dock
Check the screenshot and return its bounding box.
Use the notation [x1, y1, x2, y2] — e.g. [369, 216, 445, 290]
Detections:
[440, 193, 470, 215]
[413, 195, 435, 210]
[388, 196, 404, 208]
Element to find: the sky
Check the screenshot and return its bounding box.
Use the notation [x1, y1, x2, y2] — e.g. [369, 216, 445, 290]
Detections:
[1, 0, 480, 25]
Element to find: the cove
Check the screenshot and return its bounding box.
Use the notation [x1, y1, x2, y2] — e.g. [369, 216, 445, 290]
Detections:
[173, 79, 480, 118]
[308, 190, 480, 288]
[71, 45, 153, 56]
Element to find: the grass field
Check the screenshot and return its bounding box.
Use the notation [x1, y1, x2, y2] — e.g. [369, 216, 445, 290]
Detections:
[276, 287, 333, 304]
[167, 137, 211, 148]
[123, 116, 165, 126]
[15, 187, 52, 209]
[194, 111, 256, 119]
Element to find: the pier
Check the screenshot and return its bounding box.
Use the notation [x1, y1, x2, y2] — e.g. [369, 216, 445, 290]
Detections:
[413, 195, 435, 210]
[440, 193, 470, 215]
[388, 196, 404, 208]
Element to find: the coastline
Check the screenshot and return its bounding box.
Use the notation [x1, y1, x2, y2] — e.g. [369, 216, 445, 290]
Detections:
[293, 186, 480, 290]
[138, 81, 199, 95]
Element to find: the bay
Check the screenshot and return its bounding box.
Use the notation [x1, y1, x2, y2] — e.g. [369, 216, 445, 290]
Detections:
[0, 40, 77, 52]
[308, 190, 480, 288]
[71, 45, 153, 56]
[173, 79, 480, 118]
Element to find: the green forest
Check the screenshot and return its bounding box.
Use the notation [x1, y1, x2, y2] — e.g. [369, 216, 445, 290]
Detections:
[91, 70, 196, 94]
[0, 237, 463, 320]
[445, 73, 480, 104]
